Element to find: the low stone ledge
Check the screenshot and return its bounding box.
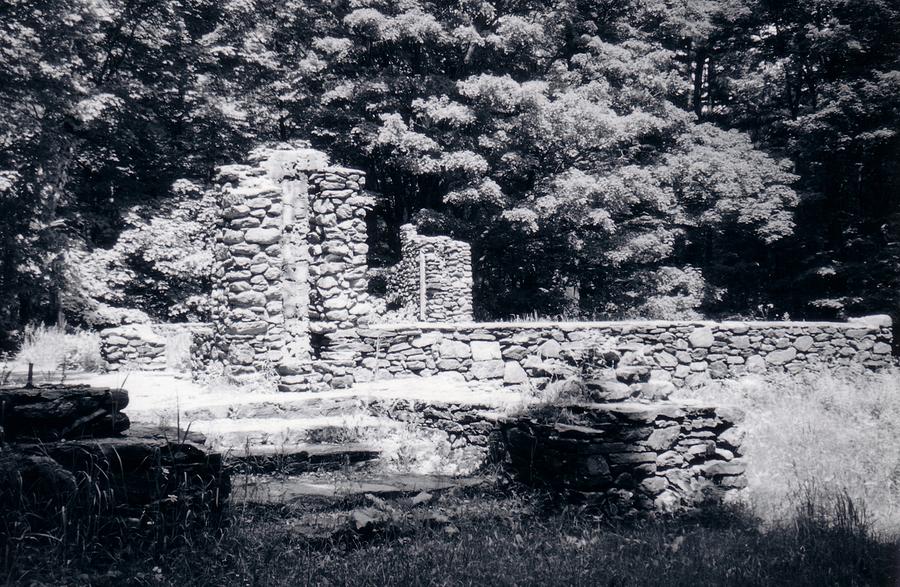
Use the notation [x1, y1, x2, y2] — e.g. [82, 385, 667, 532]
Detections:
[499, 400, 746, 513]
[352, 316, 892, 389]
[100, 322, 213, 372]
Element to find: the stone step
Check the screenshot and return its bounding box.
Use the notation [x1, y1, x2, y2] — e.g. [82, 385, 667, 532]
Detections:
[124, 393, 367, 425]
[180, 395, 366, 421]
[193, 415, 406, 451]
[232, 473, 485, 504]
[224, 442, 382, 474]
[118, 373, 528, 421]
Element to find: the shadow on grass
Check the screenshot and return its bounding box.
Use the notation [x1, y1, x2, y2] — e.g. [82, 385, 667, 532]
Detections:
[4, 481, 898, 587]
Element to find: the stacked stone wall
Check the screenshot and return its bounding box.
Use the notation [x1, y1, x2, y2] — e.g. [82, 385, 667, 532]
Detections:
[502, 401, 746, 511]
[389, 225, 473, 322]
[101, 322, 212, 372]
[353, 316, 893, 387]
[208, 144, 374, 391]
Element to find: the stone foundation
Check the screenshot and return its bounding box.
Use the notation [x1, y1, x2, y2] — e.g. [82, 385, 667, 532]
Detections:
[100, 322, 212, 372]
[501, 401, 746, 512]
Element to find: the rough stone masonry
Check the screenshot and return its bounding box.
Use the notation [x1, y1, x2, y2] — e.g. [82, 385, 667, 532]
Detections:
[100, 145, 894, 394]
[208, 143, 375, 391]
[353, 316, 893, 388]
[388, 224, 474, 322]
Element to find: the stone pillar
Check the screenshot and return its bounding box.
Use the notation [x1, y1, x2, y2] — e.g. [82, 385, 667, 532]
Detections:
[210, 144, 373, 391]
[306, 167, 374, 387]
[211, 163, 287, 382]
[392, 225, 474, 322]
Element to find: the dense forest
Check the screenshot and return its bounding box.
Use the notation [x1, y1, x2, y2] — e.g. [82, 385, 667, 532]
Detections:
[1, 0, 898, 345]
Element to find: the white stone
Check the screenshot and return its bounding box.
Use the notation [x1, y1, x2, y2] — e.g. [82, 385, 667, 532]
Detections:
[765, 347, 797, 365]
[873, 342, 892, 354]
[655, 351, 678, 368]
[245, 228, 281, 245]
[848, 314, 892, 328]
[537, 339, 562, 358]
[411, 332, 443, 347]
[349, 302, 374, 316]
[746, 355, 766, 373]
[689, 328, 715, 348]
[323, 294, 349, 310]
[732, 336, 751, 349]
[503, 361, 529, 384]
[470, 360, 505, 379]
[471, 341, 502, 361]
[439, 339, 471, 359]
[793, 335, 814, 352]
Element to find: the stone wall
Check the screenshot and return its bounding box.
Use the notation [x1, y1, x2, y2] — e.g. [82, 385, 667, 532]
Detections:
[388, 224, 473, 322]
[100, 322, 212, 372]
[502, 401, 746, 512]
[209, 144, 375, 391]
[352, 316, 893, 387]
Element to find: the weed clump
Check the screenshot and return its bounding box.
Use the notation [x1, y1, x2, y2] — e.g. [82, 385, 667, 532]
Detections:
[14, 324, 102, 377]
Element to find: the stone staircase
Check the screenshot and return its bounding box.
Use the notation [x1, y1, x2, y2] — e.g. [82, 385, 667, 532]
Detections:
[122, 374, 533, 497]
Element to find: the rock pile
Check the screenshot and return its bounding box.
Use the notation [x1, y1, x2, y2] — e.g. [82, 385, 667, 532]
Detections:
[502, 401, 746, 512]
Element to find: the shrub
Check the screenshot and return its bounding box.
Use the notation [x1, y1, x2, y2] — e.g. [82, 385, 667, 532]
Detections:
[14, 324, 103, 375]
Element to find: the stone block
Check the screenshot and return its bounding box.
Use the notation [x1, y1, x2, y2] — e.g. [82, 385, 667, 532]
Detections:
[873, 342, 892, 354]
[656, 351, 678, 368]
[793, 335, 814, 352]
[470, 360, 505, 379]
[745, 355, 766, 373]
[732, 335, 751, 349]
[689, 328, 715, 348]
[644, 426, 680, 451]
[765, 347, 797, 365]
[503, 361, 529, 384]
[537, 339, 562, 358]
[470, 341, 501, 361]
[586, 379, 632, 402]
[244, 228, 281, 245]
[439, 339, 471, 359]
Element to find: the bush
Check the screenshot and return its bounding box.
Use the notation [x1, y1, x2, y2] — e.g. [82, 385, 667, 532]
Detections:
[14, 324, 103, 375]
[675, 368, 900, 533]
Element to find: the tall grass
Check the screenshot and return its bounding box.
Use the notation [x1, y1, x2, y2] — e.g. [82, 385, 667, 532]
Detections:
[675, 368, 900, 534]
[14, 324, 103, 377]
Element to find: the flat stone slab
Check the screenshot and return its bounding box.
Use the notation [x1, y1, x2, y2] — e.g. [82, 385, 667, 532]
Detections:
[63, 371, 531, 426]
[234, 474, 484, 504]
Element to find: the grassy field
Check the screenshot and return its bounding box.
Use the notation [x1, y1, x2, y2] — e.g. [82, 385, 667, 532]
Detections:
[3, 368, 899, 586]
[3, 486, 897, 587]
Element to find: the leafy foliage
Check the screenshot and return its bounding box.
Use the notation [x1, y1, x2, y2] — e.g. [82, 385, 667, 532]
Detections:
[0, 0, 896, 337]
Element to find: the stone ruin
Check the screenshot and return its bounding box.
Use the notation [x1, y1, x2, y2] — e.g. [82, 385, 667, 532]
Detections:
[92, 144, 896, 515]
[389, 224, 474, 322]
[204, 145, 478, 392]
[208, 145, 374, 391]
[99, 144, 895, 391]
